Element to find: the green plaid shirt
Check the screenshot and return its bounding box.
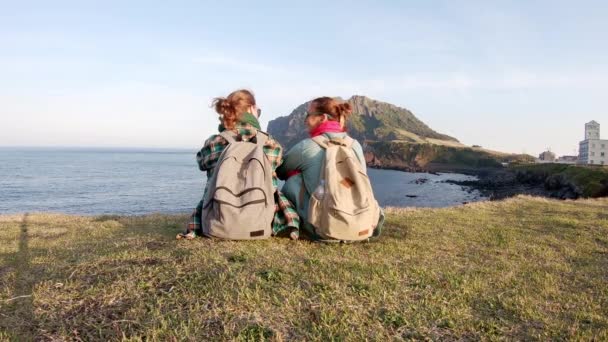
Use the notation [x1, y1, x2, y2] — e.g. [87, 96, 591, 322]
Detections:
[188, 122, 299, 235]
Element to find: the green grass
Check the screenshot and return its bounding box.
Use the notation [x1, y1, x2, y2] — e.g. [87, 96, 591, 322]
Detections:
[1, 196, 607, 340]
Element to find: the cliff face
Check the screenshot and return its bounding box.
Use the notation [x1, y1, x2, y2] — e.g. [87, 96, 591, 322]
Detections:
[266, 102, 310, 150]
[364, 141, 502, 172]
[267, 95, 532, 172]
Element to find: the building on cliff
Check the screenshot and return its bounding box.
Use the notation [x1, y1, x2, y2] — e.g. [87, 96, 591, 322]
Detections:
[579, 121, 608, 165]
[537, 150, 556, 163]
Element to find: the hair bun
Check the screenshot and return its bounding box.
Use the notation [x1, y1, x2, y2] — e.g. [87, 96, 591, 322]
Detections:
[211, 89, 256, 130]
[214, 97, 234, 116]
[310, 97, 354, 124]
[337, 103, 352, 117]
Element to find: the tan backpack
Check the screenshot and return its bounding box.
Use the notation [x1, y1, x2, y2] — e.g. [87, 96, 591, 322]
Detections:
[201, 130, 275, 239]
[308, 136, 381, 241]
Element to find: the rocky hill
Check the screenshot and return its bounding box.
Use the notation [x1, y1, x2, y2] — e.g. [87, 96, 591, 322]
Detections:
[267, 95, 533, 172]
[268, 95, 458, 150]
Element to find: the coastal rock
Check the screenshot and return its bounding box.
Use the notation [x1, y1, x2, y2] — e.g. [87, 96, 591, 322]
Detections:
[446, 167, 586, 201]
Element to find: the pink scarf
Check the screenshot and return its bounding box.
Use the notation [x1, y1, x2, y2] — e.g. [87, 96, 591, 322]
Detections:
[285, 121, 345, 179]
[309, 120, 345, 137]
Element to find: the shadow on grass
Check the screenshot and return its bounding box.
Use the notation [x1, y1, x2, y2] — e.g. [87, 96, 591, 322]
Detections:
[2, 214, 36, 339]
[0, 213, 187, 340]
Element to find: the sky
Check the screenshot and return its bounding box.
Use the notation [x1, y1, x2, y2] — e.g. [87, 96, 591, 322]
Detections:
[1, 0, 607, 156]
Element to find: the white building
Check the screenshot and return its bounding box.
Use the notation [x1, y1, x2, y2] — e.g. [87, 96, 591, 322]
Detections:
[579, 121, 608, 165]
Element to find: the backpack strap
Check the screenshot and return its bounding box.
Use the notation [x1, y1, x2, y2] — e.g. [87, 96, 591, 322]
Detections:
[255, 131, 269, 145]
[219, 130, 237, 144]
[312, 136, 331, 188]
[312, 136, 329, 149]
[343, 136, 355, 148]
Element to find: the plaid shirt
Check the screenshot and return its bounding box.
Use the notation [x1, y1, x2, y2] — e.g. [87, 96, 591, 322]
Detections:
[188, 123, 299, 235]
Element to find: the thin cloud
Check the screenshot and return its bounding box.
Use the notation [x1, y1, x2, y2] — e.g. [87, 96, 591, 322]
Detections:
[362, 70, 608, 92]
[494, 69, 608, 89]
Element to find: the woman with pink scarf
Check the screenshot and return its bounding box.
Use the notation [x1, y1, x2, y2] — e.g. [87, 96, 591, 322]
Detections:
[277, 96, 384, 239]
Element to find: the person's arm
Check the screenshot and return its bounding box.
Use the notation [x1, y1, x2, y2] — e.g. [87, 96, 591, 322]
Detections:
[196, 134, 226, 171]
[276, 142, 304, 180]
[262, 137, 283, 171]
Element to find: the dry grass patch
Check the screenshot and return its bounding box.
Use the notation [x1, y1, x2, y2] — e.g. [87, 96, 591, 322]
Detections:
[1, 196, 607, 340]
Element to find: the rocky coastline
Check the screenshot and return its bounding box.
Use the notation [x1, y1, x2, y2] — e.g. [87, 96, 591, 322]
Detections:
[368, 164, 582, 201]
[442, 168, 581, 201]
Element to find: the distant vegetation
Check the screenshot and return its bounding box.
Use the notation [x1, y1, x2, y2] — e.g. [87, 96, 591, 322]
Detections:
[367, 141, 501, 171]
[366, 141, 536, 172]
[511, 163, 608, 197]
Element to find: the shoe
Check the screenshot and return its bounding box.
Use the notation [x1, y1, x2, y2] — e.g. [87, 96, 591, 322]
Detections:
[176, 231, 196, 240]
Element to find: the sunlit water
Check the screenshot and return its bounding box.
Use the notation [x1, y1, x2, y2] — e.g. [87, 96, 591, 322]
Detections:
[0, 148, 486, 215]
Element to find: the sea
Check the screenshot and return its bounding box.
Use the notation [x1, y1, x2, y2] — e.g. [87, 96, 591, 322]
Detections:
[0, 148, 486, 215]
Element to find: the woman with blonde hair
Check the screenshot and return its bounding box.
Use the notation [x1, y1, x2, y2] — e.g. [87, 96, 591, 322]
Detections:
[178, 89, 299, 240]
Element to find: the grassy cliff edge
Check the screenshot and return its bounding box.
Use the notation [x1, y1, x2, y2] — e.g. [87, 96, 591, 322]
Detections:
[1, 197, 607, 340]
[365, 141, 534, 173]
[511, 163, 608, 198]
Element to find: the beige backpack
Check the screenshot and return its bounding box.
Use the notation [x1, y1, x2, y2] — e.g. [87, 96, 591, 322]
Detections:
[201, 130, 275, 240]
[308, 136, 381, 241]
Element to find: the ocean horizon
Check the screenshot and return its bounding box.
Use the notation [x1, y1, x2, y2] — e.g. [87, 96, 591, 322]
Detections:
[0, 147, 485, 216]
